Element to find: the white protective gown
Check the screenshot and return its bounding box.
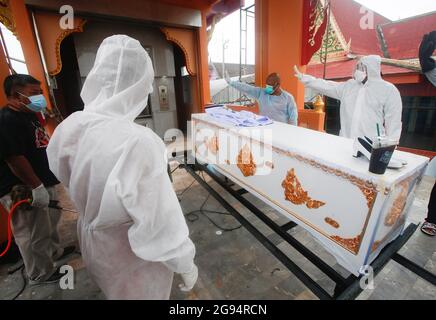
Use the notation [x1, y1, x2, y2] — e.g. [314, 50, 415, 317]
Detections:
[47, 35, 196, 299]
[301, 55, 403, 141]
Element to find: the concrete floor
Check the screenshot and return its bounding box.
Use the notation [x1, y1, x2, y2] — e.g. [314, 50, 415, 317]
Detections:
[0, 162, 435, 300]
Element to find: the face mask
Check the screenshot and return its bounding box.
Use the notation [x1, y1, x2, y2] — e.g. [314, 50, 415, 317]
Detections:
[353, 70, 366, 83]
[265, 85, 275, 95]
[19, 93, 47, 112]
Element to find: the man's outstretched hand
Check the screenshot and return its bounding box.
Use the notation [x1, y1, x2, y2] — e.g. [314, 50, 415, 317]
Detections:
[224, 71, 231, 84]
[294, 65, 303, 80]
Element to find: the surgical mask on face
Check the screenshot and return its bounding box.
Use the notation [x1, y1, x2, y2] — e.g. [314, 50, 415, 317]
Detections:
[353, 70, 367, 83]
[265, 85, 275, 95]
[18, 93, 47, 112]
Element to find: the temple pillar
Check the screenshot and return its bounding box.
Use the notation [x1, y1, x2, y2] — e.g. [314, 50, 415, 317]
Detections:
[255, 0, 325, 131]
[197, 11, 211, 109]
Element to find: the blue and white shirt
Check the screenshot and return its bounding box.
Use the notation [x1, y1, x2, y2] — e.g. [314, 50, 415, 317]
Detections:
[229, 81, 298, 125]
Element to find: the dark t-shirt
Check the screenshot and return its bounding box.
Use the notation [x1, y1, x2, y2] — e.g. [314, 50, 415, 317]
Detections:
[0, 107, 59, 197]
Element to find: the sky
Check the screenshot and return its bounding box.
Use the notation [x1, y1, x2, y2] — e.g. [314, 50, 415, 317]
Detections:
[1, 25, 28, 74]
[208, 0, 256, 65]
[354, 0, 436, 20]
[209, 0, 436, 64]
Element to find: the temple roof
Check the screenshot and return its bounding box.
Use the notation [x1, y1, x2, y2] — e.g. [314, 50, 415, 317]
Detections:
[380, 12, 436, 60]
[308, 59, 416, 80]
[330, 0, 390, 56]
[308, 0, 436, 80]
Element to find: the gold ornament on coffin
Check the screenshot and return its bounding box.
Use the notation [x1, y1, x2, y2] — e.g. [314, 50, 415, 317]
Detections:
[331, 234, 361, 254]
[372, 172, 421, 253]
[357, 183, 377, 209]
[325, 217, 340, 229]
[383, 171, 422, 228]
[0, 0, 16, 36]
[282, 168, 326, 209]
[384, 180, 409, 227]
[237, 144, 256, 177]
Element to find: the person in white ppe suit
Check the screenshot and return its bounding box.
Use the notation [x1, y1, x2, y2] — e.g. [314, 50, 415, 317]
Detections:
[294, 55, 403, 141]
[46, 35, 197, 299]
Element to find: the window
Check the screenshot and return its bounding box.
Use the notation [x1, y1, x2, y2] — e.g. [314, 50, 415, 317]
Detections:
[400, 96, 436, 151]
[325, 96, 436, 151]
[0, 23, 28, 74]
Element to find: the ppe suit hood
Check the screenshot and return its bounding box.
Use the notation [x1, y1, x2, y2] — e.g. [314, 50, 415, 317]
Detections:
[301, 54, 402, 141]
[359, 55, 382, 81]
[81, 35, 154, 121]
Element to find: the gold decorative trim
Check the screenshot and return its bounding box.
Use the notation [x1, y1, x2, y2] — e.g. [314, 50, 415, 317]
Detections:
[371, 170, 423, 253]
[331, 234, 361, 254]
[371, 223, 404, 253]
[0, 0, 16, 36]
[329, 12, 349, 54]
[384, 180, 408, 227]
[282, 168, 326, 209]
[49, 19, 87, 76]
[160, 28, 196, 76]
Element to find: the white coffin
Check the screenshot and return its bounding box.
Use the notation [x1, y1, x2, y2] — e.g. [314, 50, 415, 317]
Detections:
[191, 113, 429, 276]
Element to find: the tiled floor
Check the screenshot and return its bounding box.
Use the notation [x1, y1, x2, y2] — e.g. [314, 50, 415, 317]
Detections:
[0, 163, 434, 300]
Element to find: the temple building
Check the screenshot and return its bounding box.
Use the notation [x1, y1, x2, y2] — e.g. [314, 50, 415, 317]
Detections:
[307, 0, 436, 153]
